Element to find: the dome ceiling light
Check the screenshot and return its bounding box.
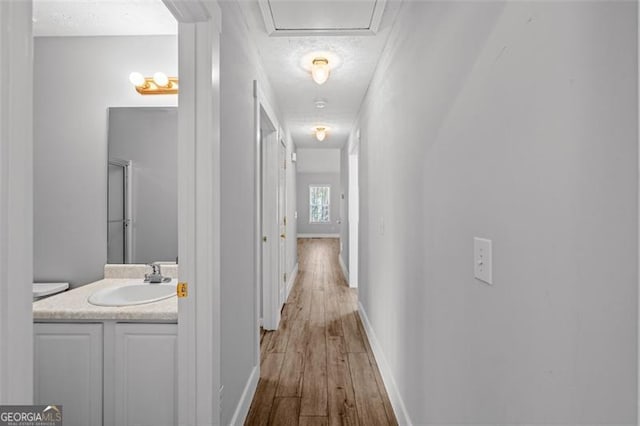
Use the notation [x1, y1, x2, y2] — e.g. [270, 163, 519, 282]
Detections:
[301, 51, 341, 86]
[314, 126, 328, 142]
[311, 58, 330, 85]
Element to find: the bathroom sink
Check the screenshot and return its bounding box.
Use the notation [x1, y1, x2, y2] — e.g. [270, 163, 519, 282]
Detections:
[88, 281, 177, 307]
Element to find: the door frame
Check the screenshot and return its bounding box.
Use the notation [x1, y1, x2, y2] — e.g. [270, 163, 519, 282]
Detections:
[278, 138, 287, 308]
[254, 80, 283, 334]
[162, 1, 222, 424]
[261, 126, 279, 331]
[0, 0, 34, 404]
[0, 0, 224, 422]
[348, 130, 360, 289]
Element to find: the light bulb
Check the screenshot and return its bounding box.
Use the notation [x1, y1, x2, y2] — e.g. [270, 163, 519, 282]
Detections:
[311, 58, 330, 85]
[129, 72, 146, 87]
[153, 72, 169, 87]
[315, 127, 327, 141]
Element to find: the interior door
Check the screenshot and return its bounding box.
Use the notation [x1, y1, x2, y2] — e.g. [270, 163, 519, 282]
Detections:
[278, 140, 287, 305]
[349, 152, 359, 287]
[261, 128, 280, 330]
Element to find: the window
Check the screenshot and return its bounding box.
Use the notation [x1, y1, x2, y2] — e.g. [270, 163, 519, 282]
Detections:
[309, 185, 330, 223]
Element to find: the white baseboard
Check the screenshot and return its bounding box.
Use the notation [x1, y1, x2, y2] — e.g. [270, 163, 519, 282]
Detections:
[286, 263, 299, 299]
[297, 233, 340, 238]
[229, 365, 259, 426]
[358, 302, 413, 426]
[338, 255, 349, 284]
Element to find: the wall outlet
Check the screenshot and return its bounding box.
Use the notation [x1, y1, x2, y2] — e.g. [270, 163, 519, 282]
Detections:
[474, 237, 492, 284]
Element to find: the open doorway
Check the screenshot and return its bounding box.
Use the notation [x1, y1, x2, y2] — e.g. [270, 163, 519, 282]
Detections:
[0, 1, 223, 424]
[260, 105, 279, 330]
[31, 3, 182, 425]
[278, 138, 288, 308]
[258, 99, 288, 331]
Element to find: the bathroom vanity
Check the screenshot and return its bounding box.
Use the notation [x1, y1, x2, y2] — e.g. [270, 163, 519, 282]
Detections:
[32, 266, 178, 426]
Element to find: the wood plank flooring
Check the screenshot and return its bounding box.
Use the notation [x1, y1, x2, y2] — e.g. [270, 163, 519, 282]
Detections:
[245, 238, 397, 426]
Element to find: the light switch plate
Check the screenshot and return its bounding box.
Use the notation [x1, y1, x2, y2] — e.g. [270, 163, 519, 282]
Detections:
[474, 237, 492, 284]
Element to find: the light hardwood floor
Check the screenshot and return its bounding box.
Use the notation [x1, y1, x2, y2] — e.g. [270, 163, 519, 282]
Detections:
[245, 238, 398, 426]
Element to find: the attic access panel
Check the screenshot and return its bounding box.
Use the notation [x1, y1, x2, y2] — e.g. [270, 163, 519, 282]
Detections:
[259, 0, 387, 36]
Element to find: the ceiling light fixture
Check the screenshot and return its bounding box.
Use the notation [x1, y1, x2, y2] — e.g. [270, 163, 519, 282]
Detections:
[311, 58, 330, 85]
[314, 126, 328, 141]
[129, 71, 178, 95]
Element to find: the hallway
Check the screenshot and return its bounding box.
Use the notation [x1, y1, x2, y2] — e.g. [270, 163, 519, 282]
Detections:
[245, 238, 397, 425]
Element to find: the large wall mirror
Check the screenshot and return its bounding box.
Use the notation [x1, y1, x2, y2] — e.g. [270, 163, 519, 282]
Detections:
[107, 107, 178, 264]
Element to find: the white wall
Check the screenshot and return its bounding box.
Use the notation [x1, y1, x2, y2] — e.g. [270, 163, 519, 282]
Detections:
[358, 2, 637, 424]
[286, 142, 298, 274]
[296, 148, 340, 173]
[296, 148, 342, 236]
[297, 173, 342, 236]
[34, 36, 177, 288]
[218, 2, 291, 423]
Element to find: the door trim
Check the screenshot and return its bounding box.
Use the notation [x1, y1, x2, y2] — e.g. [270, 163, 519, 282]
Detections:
[165, 1, 222, 425]
[0, 0, 34, 404]
[254, 81, 283, 335]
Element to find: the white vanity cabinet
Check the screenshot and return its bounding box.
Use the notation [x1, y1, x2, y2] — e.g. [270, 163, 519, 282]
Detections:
[34, 323, 103, 426]
[112, 323, 178, 426]
[34, 321, 177, 426]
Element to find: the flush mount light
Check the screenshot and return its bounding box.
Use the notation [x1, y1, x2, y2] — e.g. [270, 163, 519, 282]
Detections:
[314, 126, 329, 141]
[311, 58, 330, 85]
[129, 71, 178, 95]
[301, 51, 341, 85]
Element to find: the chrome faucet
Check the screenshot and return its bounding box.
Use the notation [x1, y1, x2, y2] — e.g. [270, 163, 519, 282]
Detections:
[145, 263, 170, 284]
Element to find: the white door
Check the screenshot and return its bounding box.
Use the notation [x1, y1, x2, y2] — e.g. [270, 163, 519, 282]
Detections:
[261, 128, 280, 330]
[278, 140, 287, 305]
[348, 151, 359, 288]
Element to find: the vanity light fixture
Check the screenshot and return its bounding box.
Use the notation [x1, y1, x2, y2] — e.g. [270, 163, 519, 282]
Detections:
[311, 58, 330, 85]
[314, 126, 328, 141]
[129, 71, 179, 95]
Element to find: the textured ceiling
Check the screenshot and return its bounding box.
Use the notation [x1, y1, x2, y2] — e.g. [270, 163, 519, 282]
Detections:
[241, 0, 400, 149]
[33, 0, 177, 36]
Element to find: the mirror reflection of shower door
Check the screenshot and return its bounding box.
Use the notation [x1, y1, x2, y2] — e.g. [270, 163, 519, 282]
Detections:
[108, 160, 131, 264]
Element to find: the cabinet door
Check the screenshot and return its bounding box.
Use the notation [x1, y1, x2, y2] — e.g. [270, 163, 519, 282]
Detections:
[34, 323, 103, 426]
[114, 323, 177, 426]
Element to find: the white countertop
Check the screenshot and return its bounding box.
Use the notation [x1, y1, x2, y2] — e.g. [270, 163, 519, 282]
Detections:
[33, 278, 178, 322]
